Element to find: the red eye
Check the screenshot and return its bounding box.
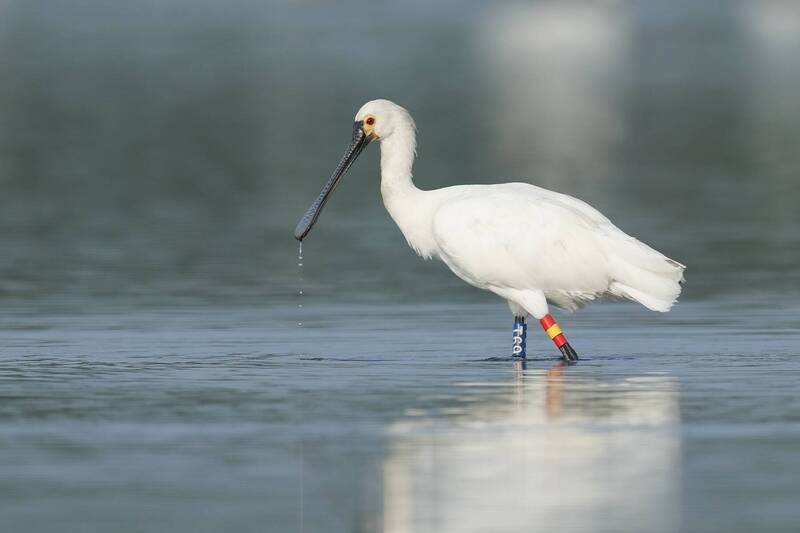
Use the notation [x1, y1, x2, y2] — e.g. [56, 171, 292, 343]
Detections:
[366, 117, 375, 126]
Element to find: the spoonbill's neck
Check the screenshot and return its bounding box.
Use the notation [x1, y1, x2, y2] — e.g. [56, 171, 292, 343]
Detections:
[378, 125, 439, 259]
[379, 128, 418, 199]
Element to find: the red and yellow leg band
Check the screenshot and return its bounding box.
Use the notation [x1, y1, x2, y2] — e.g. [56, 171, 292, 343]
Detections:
[540, 314, 568, 348]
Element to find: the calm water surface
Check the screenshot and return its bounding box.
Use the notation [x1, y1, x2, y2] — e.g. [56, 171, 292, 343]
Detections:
[2, 297, 799, 532]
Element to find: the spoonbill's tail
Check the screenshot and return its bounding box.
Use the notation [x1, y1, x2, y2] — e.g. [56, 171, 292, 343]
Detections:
[607, 237, 686, 312]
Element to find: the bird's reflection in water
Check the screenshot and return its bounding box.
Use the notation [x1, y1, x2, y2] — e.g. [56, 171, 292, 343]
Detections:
[383, 361, 681, 533]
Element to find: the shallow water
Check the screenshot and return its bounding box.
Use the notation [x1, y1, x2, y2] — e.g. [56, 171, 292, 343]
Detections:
[2, 297, 799, 532]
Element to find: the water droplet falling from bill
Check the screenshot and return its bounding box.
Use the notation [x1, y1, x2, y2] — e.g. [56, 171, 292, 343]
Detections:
[297, 242, 304, 327]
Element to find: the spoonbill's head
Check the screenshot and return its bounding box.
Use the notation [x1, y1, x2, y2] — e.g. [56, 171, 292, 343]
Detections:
[294, 99, 414, 241]
[354, 99, 415, 141]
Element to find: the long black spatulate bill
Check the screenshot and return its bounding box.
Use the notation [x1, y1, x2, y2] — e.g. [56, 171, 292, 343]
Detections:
[294, 121, 370, 241]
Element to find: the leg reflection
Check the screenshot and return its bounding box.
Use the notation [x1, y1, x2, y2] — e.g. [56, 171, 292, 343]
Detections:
[545, 360, 566, 420]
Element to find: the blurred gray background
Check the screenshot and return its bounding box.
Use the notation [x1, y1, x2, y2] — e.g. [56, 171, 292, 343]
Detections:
[1, 0, 798, 311]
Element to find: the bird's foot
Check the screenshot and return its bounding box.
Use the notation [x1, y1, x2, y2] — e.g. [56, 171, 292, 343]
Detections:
[558, 342, 579, 364]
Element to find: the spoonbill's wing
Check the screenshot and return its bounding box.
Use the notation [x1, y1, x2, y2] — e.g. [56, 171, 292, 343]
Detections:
[431, 183, 684, 312]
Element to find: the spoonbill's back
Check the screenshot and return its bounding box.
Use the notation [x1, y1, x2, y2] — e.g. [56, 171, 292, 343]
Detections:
[295, 99, 685, 363]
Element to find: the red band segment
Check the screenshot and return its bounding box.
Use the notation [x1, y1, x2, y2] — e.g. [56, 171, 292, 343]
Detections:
[551, 333, 568, 348]
[539, 315, 556, 330]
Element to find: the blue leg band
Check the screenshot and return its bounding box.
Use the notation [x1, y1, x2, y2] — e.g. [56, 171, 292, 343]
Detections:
[512, 316, 527, 358]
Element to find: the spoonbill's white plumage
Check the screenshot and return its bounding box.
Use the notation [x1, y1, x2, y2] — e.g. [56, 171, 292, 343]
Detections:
[295, 99, 685, 362]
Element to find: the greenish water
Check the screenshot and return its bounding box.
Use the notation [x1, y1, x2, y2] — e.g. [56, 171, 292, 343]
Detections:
[1, 1, 799, 532]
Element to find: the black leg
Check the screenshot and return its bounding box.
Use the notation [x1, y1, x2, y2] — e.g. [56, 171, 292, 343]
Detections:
[558, 341, 579, 364]
[539, 314, 579, 364]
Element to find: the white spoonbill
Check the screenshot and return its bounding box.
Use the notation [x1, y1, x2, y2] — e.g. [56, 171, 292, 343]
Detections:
[294, 100, 685, 363]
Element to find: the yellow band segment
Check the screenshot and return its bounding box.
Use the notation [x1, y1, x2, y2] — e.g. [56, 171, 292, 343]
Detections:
[546, 324, 562, 339]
